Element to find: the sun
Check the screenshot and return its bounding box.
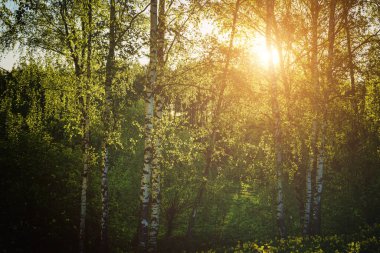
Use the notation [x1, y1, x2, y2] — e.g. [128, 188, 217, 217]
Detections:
[248, 35, 280, 66]
[198, 21, 280, 67]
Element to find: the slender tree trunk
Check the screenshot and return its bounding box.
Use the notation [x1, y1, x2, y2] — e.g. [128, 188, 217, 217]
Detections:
[304, 0, 319, 236]
[295, 138, 307, 228]
[148, 71, 162, 252]
[343, 0, 359, 123]
[100, 143, 109, 252]
[303, 121, 318, 235]
[312, 120, 325, 234]
[343, 1, 355, 102]
[266, 0, 286, 238]
[79, 116, 90, 253]
[100, 0, 116, 251]
[303, 143, 313, 235]
[148, 72, 163, 253]
[186, 0, 241, 240]
[79, 1, 92, 251]
[312, 0, 336, 235]
[138, 0, 158, 251]
[326, 0, 336, 88]
[275, 0, 292, 113]
[148, 1, 166, 251]
[148, 0, 165, 248]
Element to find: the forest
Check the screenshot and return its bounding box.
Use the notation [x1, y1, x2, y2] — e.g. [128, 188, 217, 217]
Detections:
[0, 0, 379, 252]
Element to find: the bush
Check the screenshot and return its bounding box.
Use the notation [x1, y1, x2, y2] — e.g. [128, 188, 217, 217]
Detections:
[202, 224, 380, 253]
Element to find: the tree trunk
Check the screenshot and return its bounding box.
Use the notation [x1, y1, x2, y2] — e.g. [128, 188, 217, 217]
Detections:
[312, 0, 336, 235]
[138, 0, 158, 251]
[79, 120, 89, 253]
[148, 1, 165, 251]
[266, 0, 286, 238]
[312, 121, 325, 234]
[343, 1, 356, 106]
[100, 143, 109, 252]
[303, 120, 317, 235]
[147, 93, 162, 250]
[295, 138, 307, 228]
[79, 1, 92, 251]
[100, 0, 116, 251]
[304, 0, 319, 236]
[148, 79, 163, 253]
[303, 145, 313, 235]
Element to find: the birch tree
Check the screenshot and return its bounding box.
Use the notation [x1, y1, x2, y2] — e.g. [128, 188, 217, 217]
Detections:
[148, 0, 166, 251]
[0, 1, 100, 250]
[56, 1, 95, 250]
[303, 0, 320, 235]
[138, 0, 157, 250]
[311, 0, 337, 235]
[265, 0, 286, 238]
[343, 0, 357, 114]
[99, 0, 115, 251]
[99, 1, 149, 250]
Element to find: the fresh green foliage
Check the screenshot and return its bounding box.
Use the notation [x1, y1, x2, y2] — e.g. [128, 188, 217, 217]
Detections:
[0, 0, 379, 252]
[203, 224, 380, 253]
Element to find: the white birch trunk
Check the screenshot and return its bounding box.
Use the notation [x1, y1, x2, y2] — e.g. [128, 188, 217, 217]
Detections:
[276, 149, 286, 237]
[266, 0, 286, 238]
[303, 151, 313, 235]
[148, 1, 165, 250]
[311, 0, 336, 235]
[79, 127, 89, 253]
[100, 0, 115, 250]
[59, 2, 92, 252]
[304, 0, 319, 236]
[138, 0, 157, 251]
[312, 125, 324, 233]
[148, 95, 162, 252]
[79, 1, 92, 247]
[79, 75, 91, 253]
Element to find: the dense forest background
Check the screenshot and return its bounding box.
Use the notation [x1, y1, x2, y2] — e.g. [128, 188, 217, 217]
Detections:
[0, 0, 380, 252]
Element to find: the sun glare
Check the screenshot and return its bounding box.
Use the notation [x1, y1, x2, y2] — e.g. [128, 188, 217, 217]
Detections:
[248, 35, 280, 66]
[200, 20, 215, 36]
[197, 20, 280, 67]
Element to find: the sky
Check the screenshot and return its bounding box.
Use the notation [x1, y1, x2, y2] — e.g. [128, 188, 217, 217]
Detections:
[0, 1, 19, 71]
[0, 49, 19, 71]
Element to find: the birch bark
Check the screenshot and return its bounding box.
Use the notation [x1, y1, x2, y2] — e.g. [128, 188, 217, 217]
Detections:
[79, 105, 90, 253]
[138, 0, 158, 251]
[312, 0, 336, 235]
[100, 0, 116, 251]
[79, 1, 92, 251]
[266, 0, 286, 238]
[148, 0, 165, 251]
[303, 0, 319, 236]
